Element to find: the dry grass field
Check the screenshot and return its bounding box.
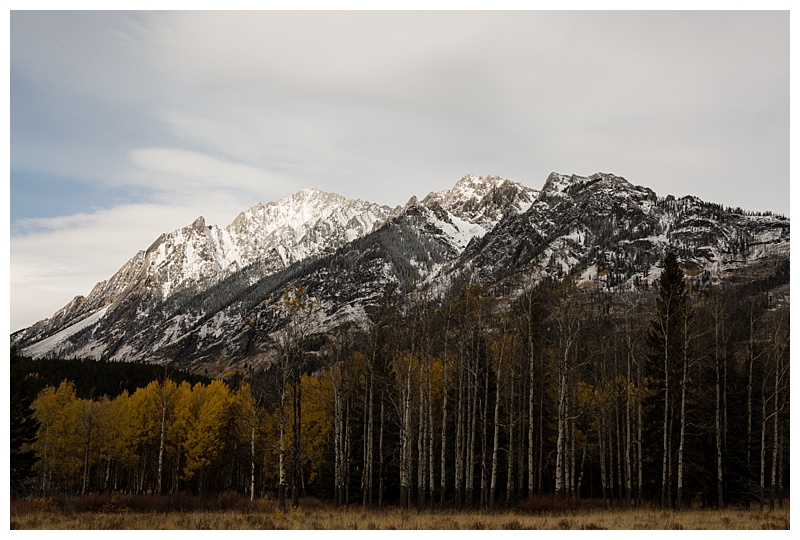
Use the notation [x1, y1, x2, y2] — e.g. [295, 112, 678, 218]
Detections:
[9, 495, 790, 530]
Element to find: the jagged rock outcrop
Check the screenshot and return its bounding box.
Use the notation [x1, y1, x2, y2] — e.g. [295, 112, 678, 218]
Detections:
[459, 172, 789, 289]
[12, 172, 789, 370]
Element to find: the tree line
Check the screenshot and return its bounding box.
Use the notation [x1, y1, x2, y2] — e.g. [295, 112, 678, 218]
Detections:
[11, 254, 789, 511]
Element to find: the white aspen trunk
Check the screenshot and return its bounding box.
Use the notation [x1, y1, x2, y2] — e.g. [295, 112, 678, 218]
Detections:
[454, 361, 463, 508]
[769, 355, 779, 511]
[615, 404, 623, 504]
[41, 435, 49, 496]
[157, 382, 167, 496]
[523, 290, 536, 498]
[138, 451, 147, 493]
[538, 367, 545, 494]
[667, 405, 674, 508]
[378, 391, 385, 509]
[361, 369, 369, 508]
[723, 344, 728, 457]
[555, 364, 567, 499]
[172, 447, 180, 495]
[405, 359, 414, 510]
[333, 381, 342, 507]
[462, 363, 470, 507]
[715, 337, 724, 508]
[343, 399, 350, 506]
[250, 421, 256, 501]
[746, 309, 756, 483]
[104, 455, 111, 492]
[365, 370, 374, 508]
[608, 411, 615, 502]
[777, 430, 784, 508]
[427, 361, 435, 509]
[527, 336, 535, 497]
[570, 412, 577, 500]
[489, 352, 503, 511]
[278, 386, 287, 511]
[661, 343, 670, 508]
[399, 403, 408, 509]
[417, 369, 426, 510]
[506, 367, 515, 502]
[466, 363, 478, 507]
[363, 325, 378, 509]
[292, 378, 302, 508]
[440, 351, 449, 509]
[81, 405, 93, 496]
[480, 362, 489, 509]
[553, 300, 580, 503]
[400, 356, 414, 510]
[636, 353, 644, 507]
[759, 376, 767, 510]
[439, 309, 451, 508]
[625, 350, 633, 509]
[677, 349, 687, 510]
[599, 413, 608, 508]
[465, 368, 473, 507]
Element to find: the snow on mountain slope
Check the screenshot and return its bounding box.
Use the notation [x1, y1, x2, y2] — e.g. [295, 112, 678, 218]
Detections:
[11, 171, 789, 369]
[12, 188, 395, 355]
[225, 188, 394, 270]
[422, 174, 538, 230]
[12, 174, 537, 364]
[23, 305, 111, 359]
[459, 172, 789, 290]
[147, 176, 541, 367]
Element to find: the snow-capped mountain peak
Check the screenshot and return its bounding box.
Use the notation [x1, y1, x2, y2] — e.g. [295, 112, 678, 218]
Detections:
[540, 171, 630, 197]
[11, 172, 788, 369]
[421, 174, 539, 229]
[12, 187, 396, 355]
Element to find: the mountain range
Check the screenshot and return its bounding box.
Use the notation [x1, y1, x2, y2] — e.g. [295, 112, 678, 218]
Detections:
[12, 172, 789, 373]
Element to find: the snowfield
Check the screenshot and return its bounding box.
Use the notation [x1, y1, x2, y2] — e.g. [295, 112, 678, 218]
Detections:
[24, 305, 110, 358]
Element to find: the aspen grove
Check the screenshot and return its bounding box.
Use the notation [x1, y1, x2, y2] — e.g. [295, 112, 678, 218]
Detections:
[16, 256, 789, 510]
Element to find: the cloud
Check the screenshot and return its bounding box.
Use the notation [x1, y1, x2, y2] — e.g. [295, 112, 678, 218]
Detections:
[12, 11, 789, 213]
[122, 147, 299, 204]
[10, 202, 247, 332]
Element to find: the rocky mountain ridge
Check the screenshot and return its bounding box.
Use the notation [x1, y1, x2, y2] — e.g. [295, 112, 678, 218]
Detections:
[14, 188, 395, 348]
[462, 172, 788, 288]
[13, 174, 539, 365]
[12, 172, 789, 371]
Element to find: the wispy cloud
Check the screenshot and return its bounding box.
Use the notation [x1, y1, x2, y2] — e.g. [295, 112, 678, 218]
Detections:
[10, 202, 240, 331]
[122, 147, 300, 204]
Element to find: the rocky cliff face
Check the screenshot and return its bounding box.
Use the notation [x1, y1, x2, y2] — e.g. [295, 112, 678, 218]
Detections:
[459, 172, 789, 289]
[12, 172, 789, 371]
[12, 188, 395, 357]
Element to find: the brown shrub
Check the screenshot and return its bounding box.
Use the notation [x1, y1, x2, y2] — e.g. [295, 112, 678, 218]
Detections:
[501, 519, 524, 530]
[469, 519, 486, 530]
[581, 522, 607, 530]
[518, 493, 569, 514]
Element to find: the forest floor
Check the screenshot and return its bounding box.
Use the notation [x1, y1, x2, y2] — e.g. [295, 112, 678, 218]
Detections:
[10, 495, 790, 530]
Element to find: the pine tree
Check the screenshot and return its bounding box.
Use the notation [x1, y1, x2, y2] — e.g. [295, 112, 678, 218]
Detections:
[10, 348, 39, 497]
[645, 251, 689, 508]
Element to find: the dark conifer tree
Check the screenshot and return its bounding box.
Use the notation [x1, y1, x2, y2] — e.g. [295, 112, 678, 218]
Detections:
[10, 347, 39, 497]
[644, 252, 689, 507]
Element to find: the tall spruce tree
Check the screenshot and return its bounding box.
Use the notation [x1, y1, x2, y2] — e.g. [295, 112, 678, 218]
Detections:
[10, 348, 39, 497]
[645, 252, 689, 508]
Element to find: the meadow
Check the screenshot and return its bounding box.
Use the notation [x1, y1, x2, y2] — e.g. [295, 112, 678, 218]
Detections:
[9, 494, 790, 530]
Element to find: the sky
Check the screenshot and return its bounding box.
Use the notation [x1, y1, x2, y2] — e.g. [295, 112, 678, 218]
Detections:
[7, 8, 792, 332]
